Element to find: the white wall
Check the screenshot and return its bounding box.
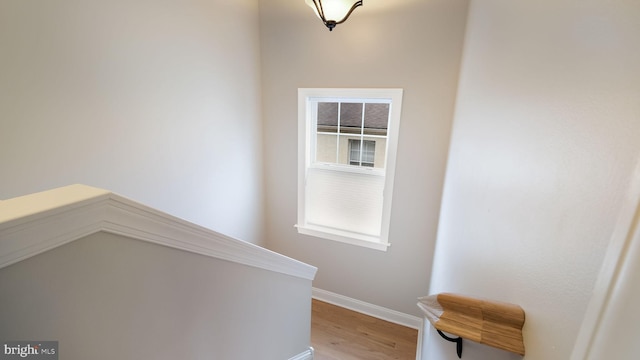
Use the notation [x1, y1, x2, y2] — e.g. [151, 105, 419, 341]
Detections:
[427, 1, 640, 359]
[0, 0, 264, 244]
[259, 0, 469, 316]
[580, 189, 640, 359]
[0, 231, 312, 360]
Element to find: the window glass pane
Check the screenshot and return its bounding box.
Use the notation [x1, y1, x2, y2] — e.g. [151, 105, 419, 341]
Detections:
[347, 139, 376, 167]
[364, 136, 386, 169]
[348, 139, 361, 166]
[335, 135, 352, 166]
[317, 102, 338, 133]
[339, 102, 363, 134]
[364, 103, 389, 136]
[361, 140, 375, 166]
[316, 133, 338, 164]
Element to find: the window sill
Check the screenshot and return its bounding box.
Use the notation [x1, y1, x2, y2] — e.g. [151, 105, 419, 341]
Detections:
[295, 224, 390, 251]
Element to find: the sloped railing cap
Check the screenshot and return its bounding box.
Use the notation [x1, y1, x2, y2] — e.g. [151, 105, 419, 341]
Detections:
[0, 184, 317, 281]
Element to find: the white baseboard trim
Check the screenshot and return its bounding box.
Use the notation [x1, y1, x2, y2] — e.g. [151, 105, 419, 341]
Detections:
[312, 287, 423, 329]
[288, 347, 314, 360]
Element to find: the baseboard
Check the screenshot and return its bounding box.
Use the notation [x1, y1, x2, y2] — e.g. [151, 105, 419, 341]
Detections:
[312, 287, 423, 329]
[288, 347, 314, 360]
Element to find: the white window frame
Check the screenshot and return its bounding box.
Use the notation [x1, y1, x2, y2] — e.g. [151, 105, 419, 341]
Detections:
[297, 88, 403, 251]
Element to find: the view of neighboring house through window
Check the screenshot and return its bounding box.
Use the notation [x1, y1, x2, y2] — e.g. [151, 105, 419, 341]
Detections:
[349, 139, 375, 167]
[297, 88, 403, 251]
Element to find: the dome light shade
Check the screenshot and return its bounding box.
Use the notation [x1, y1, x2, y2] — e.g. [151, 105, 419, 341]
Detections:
[305, 0, 363, 31]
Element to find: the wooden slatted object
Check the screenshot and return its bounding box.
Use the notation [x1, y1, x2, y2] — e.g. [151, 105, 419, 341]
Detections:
[418, 293, 525, 356]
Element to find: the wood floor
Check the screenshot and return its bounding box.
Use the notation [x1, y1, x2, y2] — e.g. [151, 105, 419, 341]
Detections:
[311, 299, 418, 360]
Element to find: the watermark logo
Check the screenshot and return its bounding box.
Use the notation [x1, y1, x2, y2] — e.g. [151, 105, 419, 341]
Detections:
[1, 342, 57, 359]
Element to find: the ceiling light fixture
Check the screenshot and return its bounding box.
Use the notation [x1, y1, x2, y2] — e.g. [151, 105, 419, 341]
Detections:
[305, 0, 363, 31]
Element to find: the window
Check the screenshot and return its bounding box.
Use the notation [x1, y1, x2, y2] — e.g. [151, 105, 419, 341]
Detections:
[349, 139, 375, 167]
[297, 88, 403, 251]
